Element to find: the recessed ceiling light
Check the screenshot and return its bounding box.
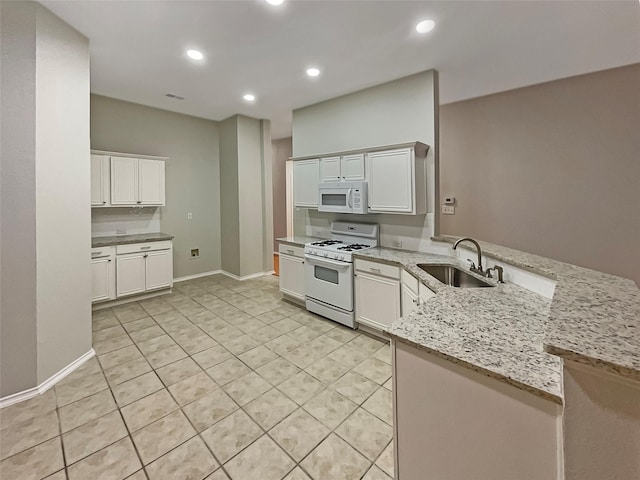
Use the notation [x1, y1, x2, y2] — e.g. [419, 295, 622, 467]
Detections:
[265, 0, 284, 5]
[243, 94, 256, 102]
[186, 49, 204, 61]
[306, 67, 320, 77]
[416, 20, 436, 34]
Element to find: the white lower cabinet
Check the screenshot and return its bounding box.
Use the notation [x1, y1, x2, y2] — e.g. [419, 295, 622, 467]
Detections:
[116, 253, 147, 297]
[145, 250, 173, 290]
[91, 247, 116, 302]
[401, 269, 435, 318]
[93, 240, 173, 303]
[355, 259, 401, 330]
[278, 244, 305, 302]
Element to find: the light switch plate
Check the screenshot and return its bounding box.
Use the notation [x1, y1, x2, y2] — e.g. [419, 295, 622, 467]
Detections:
[442, 205, 455, 215]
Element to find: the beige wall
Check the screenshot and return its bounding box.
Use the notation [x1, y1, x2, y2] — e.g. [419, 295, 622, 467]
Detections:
[219, 116, 241, 276]
[291, 70, 440, 250]
[1, 1, 39, 396]
[90, 95, 222, 279]
[219, 115, 274, 277]
[272, 137, 292, 250]
[1, 2, 92, 396]
[439, 64, 640, 285]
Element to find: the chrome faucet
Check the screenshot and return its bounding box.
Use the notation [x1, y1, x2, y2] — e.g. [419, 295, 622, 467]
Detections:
[452, 237, 484, 275]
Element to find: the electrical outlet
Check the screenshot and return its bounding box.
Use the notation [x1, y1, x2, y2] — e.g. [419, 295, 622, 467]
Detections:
[190, 248, 199, 258]
[116, 229, 126, 235]
[187, 212, 193, 220]
[392, 240, 403, 248]
[442, 205, 455, 215]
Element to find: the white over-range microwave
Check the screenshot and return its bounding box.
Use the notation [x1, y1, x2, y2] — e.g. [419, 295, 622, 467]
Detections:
[318, 181, 368, 214]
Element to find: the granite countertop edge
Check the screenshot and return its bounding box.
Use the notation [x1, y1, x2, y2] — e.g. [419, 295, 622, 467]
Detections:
[391, 335, 563, 404]
[354, 240, 640, 392]
[92, 232, 174, 247]
[276, 236, 324, 247]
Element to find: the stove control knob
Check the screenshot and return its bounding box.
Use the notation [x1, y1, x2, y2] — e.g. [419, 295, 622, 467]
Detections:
[323, 252, 329, 257]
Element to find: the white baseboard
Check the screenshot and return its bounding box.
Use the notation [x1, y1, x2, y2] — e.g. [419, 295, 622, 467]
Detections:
[0, 349, 96, 409]
[173, 269, 222, 283]
[92, 288, 172, 310]
[221, 270, 275, 281]
[174, 269, 273, 283]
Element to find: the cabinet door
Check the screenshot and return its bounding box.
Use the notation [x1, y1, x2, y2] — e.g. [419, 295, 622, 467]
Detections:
[419, 283, 436, 304]
[91, 257, 115, 302]
[341, 154, 365, 181]
[116, 253, 146, 297]
[401, 283, 419, 319]
[279, 254, 305, 301]
[319, 157, 341, 183]
[293, 159, 319, 208]
[355, 272, 400, 329]
[367, 149, 413, 213]
[138, 159, 165, 206]
[111, 157, 138, 205]
[91, 155, 109, 206]
[145, 249, 173, 290]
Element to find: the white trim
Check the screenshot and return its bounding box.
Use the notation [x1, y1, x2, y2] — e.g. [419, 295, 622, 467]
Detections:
[0, 349, 96, 409]
[173, 269, 222, 283]
[91, 149, 168, 161]
[92, 288, 172, 310]
[221, 270, 275, 282]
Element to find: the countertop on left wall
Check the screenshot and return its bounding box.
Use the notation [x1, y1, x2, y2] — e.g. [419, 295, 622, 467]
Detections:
[91, 232, 174, 247]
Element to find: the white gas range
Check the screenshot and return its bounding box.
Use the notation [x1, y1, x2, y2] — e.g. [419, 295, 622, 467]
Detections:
[304, 222, 378, 329]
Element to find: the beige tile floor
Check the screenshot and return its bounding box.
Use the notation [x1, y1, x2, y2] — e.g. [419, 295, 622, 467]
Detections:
[0, 274, 395, 480]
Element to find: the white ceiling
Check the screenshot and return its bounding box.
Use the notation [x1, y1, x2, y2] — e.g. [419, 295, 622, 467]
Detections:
[41, 0, 639, 139]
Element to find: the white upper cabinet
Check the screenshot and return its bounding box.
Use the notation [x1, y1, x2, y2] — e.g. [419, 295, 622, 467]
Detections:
[138, 159, 165, 205]
[341, 154, 365, 181]
[319, 156, 341, 183]
[293, 159, 319, 208]
[90, 154, 110, 207]
[367, 147, 426, 214]
[110, 156, 165, 207]
[110, 157, 138, 205]
[319, 154, 365, 183]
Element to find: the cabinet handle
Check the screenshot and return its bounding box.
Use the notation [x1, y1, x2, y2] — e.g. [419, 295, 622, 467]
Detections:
[144, 254, 148, 258]
[108, 259, 112, 263]
[137, 201, 141, 204]
[412, 298, 418, 304]
[140, 246, 151, 250]
[370, 267, 381, 273]
[286, 249, 294, 254]
[102, 201, 106, 204]
[93, 251, 102, 255]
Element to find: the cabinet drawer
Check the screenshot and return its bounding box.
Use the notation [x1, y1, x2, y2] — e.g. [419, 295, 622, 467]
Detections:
[116, 241, 172, 255]
[278, 244, 304, 258]
[91, 246, 115, 259]
[355, 259, 400, 279]
[401, 269, 419, 293]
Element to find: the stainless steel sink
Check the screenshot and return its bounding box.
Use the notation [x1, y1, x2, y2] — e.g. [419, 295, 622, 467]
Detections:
[417, 264, 495, 288]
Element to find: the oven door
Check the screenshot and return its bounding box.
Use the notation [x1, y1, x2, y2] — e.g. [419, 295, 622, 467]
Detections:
[304, 254, 354, 312]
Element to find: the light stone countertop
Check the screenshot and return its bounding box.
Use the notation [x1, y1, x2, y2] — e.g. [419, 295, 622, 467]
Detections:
[432, 235, 640, 383]
[91, 232, 174, 248]
[276, 236, 324, 247]
[354, 247, 563, 403]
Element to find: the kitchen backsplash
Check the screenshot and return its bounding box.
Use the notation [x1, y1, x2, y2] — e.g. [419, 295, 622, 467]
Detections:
[91, 207, 160, 237]
[299, 209, 449, 254]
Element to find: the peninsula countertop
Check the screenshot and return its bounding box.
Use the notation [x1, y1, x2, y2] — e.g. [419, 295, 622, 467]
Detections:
[354, 247, 563, 403]
[431, 235, 640, 384]
[91, 232, 174, 248]
[354, 240, 640, 403]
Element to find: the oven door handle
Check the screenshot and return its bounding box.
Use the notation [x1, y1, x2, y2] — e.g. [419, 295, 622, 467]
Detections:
[304, 254, 352, 269]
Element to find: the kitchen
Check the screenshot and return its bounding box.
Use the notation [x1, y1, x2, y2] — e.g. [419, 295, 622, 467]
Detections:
[3, 0, 637, 480]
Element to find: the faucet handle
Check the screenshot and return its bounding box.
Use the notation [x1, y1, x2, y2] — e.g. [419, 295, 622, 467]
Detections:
[466, 259, 476, 270]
